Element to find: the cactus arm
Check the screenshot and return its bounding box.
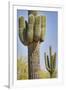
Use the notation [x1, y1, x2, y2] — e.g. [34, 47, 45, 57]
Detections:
[28, 14, 35, 24]
[53, 53, 56, 69]
[46, 55, 51, 72]
[40, 16, 46, 42]
[44, 53, 50, 72]
[49, 46, 52, 66]
[19, 16, 25, 29]
[27, 24, 33, 43]
[51, 55, 54, 72]
[49, 46, 53, 71]
[19, 16, 28, 45]
[27, 14, 34, 43]
[19, 16, 25, 44]
[34, 16, 41, 41]
[25, 20, 28, 30]
[19, 28, 24, 43]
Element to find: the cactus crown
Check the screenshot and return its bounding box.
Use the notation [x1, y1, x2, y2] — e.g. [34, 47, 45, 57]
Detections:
[19, 11, 46, 46]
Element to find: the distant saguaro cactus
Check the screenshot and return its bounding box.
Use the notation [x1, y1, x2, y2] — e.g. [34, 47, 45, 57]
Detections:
[19, 10, 46, 79]
[44, 46, 56, 78]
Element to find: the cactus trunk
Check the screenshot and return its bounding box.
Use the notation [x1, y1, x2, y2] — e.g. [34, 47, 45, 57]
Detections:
[50, 72, 53, 78]
[28, 41, 40, 79]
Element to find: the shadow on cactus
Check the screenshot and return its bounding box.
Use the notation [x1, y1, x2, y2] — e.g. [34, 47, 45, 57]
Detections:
[44, 46, 56, 78]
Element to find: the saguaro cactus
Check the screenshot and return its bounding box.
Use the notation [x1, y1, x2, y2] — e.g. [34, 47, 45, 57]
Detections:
[19, 10, 46, 79]
[44, 46, 56, 78]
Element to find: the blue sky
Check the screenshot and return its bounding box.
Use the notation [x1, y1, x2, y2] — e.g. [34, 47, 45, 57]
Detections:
[17, 10, 58, 70]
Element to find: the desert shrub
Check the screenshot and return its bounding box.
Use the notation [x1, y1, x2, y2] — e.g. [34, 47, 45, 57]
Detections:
[17, 57, 28, 80]
[17, 57, 57, 79]
[37, 70, 49, 79]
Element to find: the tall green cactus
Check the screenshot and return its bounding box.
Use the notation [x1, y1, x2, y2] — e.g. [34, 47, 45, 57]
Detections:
[19, 11, 46, 79]
[44, 46, 56, 78]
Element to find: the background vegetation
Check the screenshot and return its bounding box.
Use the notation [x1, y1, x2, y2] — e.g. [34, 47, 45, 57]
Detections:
[17, 57, 57, 80]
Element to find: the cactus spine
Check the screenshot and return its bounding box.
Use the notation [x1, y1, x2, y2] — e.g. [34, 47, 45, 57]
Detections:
[19, 11, 46, 79]
[44, 46, 56, 78]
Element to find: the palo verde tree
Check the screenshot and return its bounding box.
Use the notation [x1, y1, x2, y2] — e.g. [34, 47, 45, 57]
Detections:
[19, 11, 46, 79]
[44, 46, 56, 78]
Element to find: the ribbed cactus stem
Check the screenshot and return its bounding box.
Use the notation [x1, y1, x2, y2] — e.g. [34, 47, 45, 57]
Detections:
[44, 46, 56, 78]
[27, 24, 33, 43]
[35, 16, 41, 24]
[19, 16, 25, 29]
[40, 16, 46, 42]
[53, 53, 56, 69]
[27, 14, 34, 43]
[34, 16, 41, 41]
[28, 14, 35, 24]
[41, 16, 46, 27]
